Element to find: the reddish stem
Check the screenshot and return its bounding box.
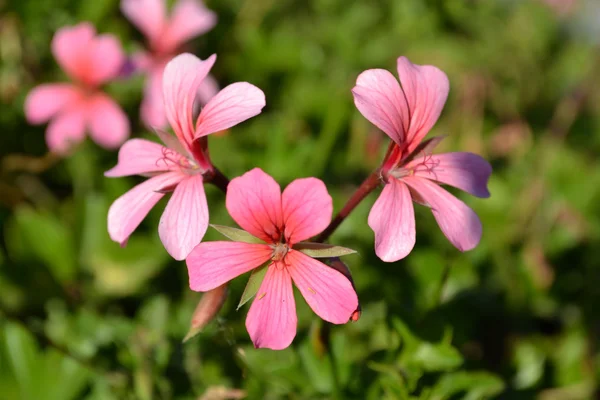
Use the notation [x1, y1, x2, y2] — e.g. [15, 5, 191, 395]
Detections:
[316, 170, 382, 243]
[204, 166, 230, 193]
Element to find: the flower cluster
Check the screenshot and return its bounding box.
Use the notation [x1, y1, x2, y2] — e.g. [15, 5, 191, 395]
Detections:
[24, 0, 492, 350]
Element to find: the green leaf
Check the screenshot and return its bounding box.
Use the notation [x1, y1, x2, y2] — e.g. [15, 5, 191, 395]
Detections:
[210, 225, 265, 244]
[293, 242, 357, 258]
[430, 371, 505, 400]
[8, 207, 77, 284]
[237, 264, 269, 310]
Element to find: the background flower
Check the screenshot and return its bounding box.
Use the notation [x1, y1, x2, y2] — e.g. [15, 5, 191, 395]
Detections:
[24, 22, 129, 154]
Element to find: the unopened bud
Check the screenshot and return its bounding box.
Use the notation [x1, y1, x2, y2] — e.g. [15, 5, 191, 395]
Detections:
[183, 284, 228, 342]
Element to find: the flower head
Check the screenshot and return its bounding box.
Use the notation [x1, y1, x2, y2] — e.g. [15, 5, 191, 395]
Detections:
[186, 168, 359, 350]
[106, 53, 265, 260]
[352, 56, 492, 262]
[24, 23, 129, 154]
[121, 0, 217, 128]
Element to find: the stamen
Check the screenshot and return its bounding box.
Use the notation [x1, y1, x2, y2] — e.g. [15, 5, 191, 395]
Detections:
[257, 293, 266, 300]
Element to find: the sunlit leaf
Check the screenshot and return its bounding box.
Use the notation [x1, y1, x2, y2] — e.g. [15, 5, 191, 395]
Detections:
[237, 264, 269, 310]
[293, 242, 356, 258]
[210, 225, 265, 244]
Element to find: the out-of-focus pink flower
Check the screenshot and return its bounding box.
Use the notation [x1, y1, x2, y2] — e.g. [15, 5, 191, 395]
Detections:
[106, 53, 265, 260]
[186, 168, 359, 350]
[540, 0, 579, 16]
[24, 23, 129, 154]
[121, 0, 217, 129]
[352, 57, 492, 262]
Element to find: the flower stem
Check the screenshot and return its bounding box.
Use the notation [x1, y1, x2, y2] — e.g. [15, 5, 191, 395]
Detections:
[316, 169, 381, 243]
[205, 166, 230, 194]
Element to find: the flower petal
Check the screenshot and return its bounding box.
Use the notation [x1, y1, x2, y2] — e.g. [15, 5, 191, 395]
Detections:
[352, 69, 409, 145]
[45, 105, 87, 155]
[226, 168, 283, 243]
[121, 0, 166, 43]
[105, 138, 172, 177]
[281, 178, 332, 244]
[368, 178, 415, 262]
[406, 152, 492, 198]
[51, 23, 95, 83]
[245, 264, 297, 350]
[107, 172, 184, 246]
[403, 176, 482, 252]
[159, 0, 216, 51]
[187, 241, 272, 291]
[396, 57, 449, 153]
[141, 66, 168, 129]
[158, 175, 209, 260]
[163, 53, 216, 146]
[286, 250, 358, 324]
[194, 82, 266, 139]
[197, 73, 219, 105]
[24, 84, 81, 124]
[87, 93, 129, 149]
[85, 34, 126, 86]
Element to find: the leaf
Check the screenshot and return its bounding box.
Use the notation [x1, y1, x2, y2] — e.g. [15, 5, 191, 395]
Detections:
[430, 371, 505, 400]
[8, 207, 77, 284]
[237, 264, 269, 310]
[210, 225, 265, 244]
[293, 242, 357, 258]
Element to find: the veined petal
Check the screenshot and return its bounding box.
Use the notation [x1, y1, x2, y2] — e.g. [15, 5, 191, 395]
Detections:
[51, 23, 95, 83]
[403, 176, 482, 252]
[159, 0, 216, 51]
[226, 168, 283, 243]
[104, 138, 172, 177]
[158, 175, 209, 260]
[352, 69, 409, 145]
[24, 84, 81, 124]
[187, 241, 272, 291]
[245, 264, 297, 350]
[163, 53, 216, 146]
[396, 57, 449, 153]
[45, 104, 87, 155]
[281, 178, 332, 244]
[121, 0, 166, 43]
[197, 73, 219, 105]
[406, 152, 492, 198]
[194, 82, 265, 139]
[368, 178, 416, 262]
[107, 171, 184, 246]
[87, 93, 129, 149]
[287, 251, 358, 324]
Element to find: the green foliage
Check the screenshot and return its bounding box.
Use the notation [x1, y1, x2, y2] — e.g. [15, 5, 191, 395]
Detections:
[1, 0, 600, 398]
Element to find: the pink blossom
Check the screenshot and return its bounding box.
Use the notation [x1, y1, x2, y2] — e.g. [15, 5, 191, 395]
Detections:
[121, 0, 217, 129]
[352, 57, 492, 262]
[186, 168, 359, 350]
[106, 53, 265, 260]
[24, 23, 129, 154]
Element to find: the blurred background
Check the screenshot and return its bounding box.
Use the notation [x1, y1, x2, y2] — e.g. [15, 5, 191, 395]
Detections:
[1, 0, 600, 398]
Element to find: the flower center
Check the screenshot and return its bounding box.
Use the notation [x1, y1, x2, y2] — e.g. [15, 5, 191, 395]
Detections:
[271, 242, 289, 262]
[156, 148, 201, 175]
[390, 153, 441, 180]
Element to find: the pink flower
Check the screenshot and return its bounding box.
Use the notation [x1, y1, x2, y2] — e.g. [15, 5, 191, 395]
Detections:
[186, 168, 359, 350]
[24, 23, 129, 154]
[352, 57, 492, 262]
[106, 53, 265, 260]
[121, 0, 217, 129]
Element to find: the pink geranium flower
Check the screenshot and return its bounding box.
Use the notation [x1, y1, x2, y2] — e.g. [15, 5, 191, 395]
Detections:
[352, 56, 492, 262]
[24, 23, 129, 154]
[186, 168, 359, 350]
[121, 0, 217, 129]
[106, 53, 265, 260]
